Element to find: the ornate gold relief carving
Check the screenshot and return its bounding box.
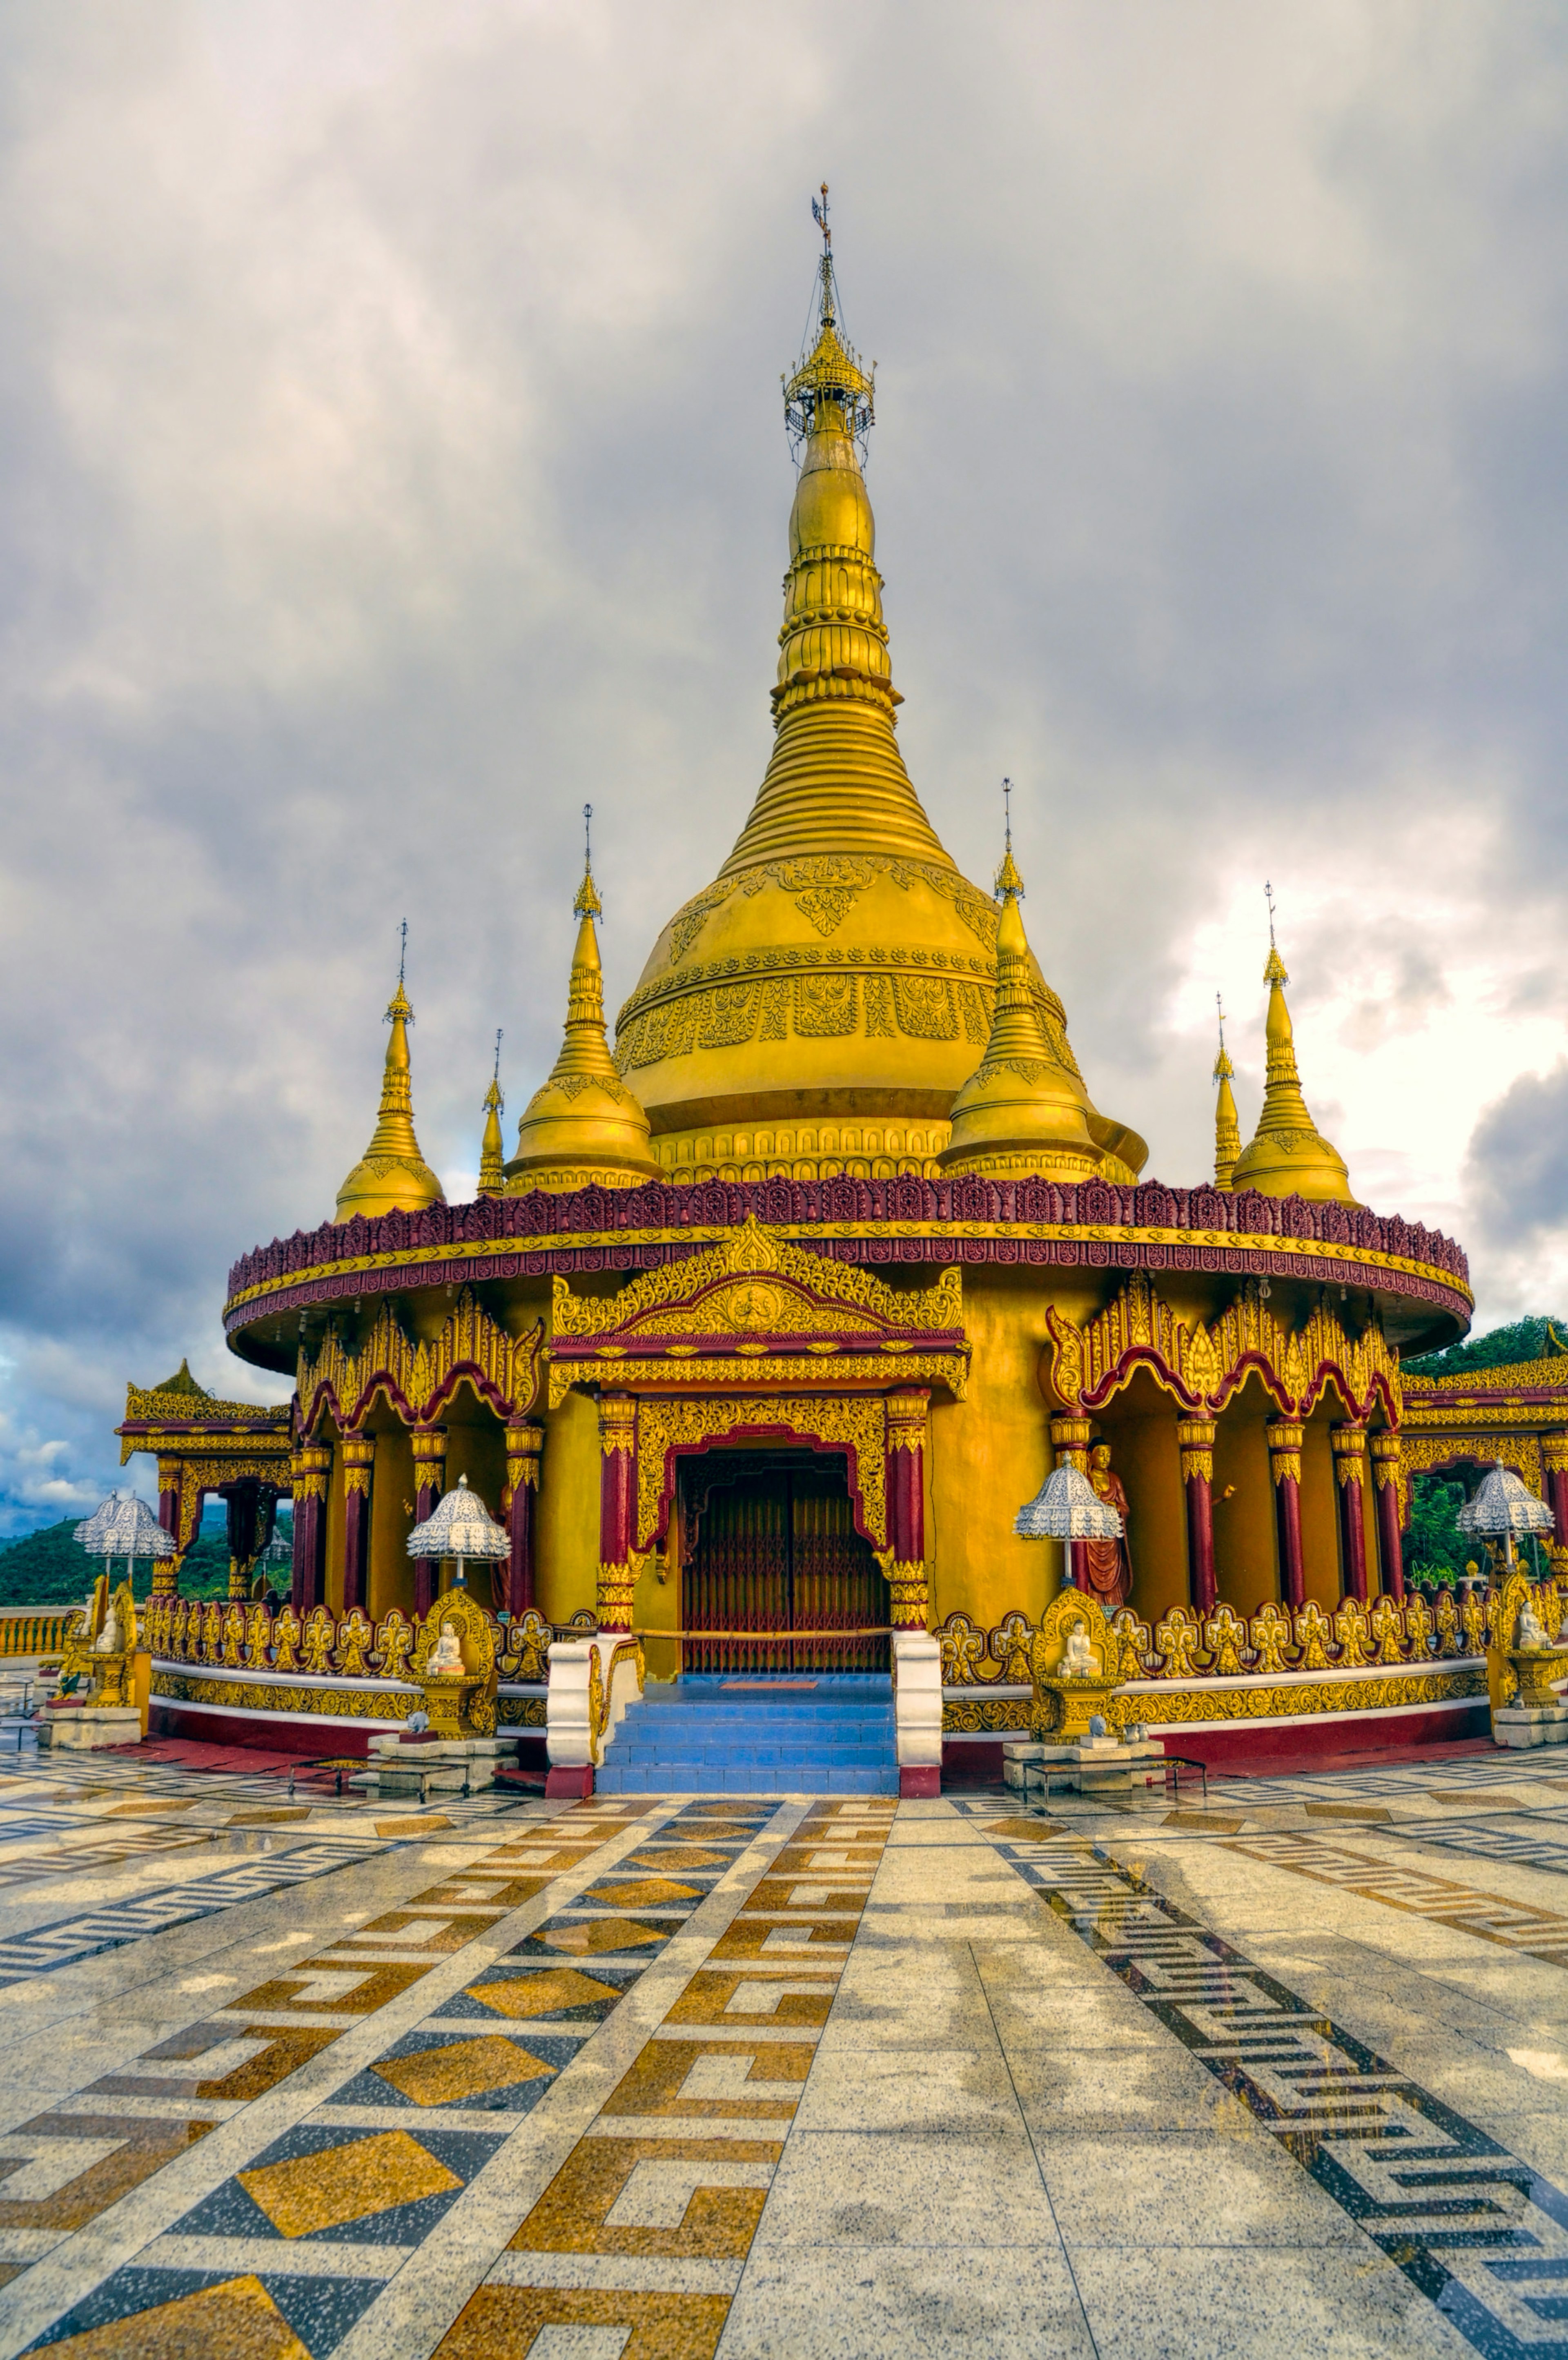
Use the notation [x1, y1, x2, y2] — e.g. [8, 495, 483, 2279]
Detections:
[634, 1393, 889, 1552]
[298, 1289, 542, 1436]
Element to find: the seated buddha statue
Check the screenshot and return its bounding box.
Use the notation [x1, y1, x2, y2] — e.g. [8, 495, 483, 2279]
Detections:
[428, 1620, 466, 1676]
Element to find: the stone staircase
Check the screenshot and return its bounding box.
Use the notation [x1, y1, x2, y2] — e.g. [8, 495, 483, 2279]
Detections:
[594, 1672, 898, 1796]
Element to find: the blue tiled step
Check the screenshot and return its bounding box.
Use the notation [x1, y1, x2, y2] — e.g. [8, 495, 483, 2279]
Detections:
[596, 1674, 898, 1797]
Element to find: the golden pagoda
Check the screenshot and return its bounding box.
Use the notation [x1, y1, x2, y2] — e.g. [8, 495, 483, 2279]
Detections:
[505, 835, 659, 1193]
[613, 192, 1145, 1187]
[1212, 998, 1241, 1190]
[1232, 897, 1357, 1204]
[176, 195, 1479, 1794]
[334, 953, 444, 1221]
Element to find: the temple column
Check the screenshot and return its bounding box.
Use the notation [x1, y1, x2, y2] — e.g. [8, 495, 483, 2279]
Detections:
[1332, 1422, 1369, 1601]
[597, 1394, 638, 1632]
[886, 1389, 930, 1629]
[1267, 1418, 1305, 1611]
[1370, 1431, 1405, 1601]
[1049, 1414, 1092, 1590]
[1542, 1432, 1568, 1576]
[410, 1426, 447, 1621]
[1176, 1416, 1216, 1616]
[290, 1443, 330, 1615]
[341, 1434, 376, 1616]
[504, 1420, 544, 1620]
[155, 1461, 186, 1598]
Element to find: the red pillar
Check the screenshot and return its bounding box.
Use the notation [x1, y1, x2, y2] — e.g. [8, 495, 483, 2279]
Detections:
[341, 1434, 376, 1616]
[505, 1421, 543, 1619]
[885, 1391, 930, 1629]
[1176, 1417, 1216, 1616]
[597, 1394, 637, 1632]
[1370, 1431, 1405, 1601]
[410, 1426, 447, 1621]
[290, 1445, 330, 1616]
[1049, 1414, 1092, 1591]
[1267, 1418, 1305, 1612]
[1332, 1423, 1369, 1602]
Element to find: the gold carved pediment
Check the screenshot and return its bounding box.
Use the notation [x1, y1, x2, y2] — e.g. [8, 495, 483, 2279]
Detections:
[551, 1213, 962, 1347]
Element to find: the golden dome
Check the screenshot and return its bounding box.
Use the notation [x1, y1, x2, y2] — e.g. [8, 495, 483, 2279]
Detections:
[938, 847, 1110, 1180]
[614, 216, 1145, 1187]
[335, 975, 445, 1222]
[1232, 940, 1358, 1204]
[506, 858, 659, 1193]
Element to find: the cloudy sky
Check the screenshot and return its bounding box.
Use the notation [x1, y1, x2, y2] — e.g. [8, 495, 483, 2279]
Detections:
[2, 2, 1566, 1531]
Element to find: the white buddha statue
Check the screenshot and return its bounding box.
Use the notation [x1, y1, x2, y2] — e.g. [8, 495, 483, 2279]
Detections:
[1063, 1624, 1096, 1679]
[94, 1599, 123, 1656]
[428, 1619, 465, 1676]
[1518, 1601, 1548, 1651]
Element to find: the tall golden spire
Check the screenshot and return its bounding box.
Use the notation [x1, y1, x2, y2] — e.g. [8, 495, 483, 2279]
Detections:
[938, 801, 1107, 1180]
[478, 1029, 505, 1198]
[1212, 995, 1241, 1191]
[506, 808, 659, 1193]
[1232, 886, 1358, 1204]
[335, 924, 445, 1221]
[718, 187, 950, 873]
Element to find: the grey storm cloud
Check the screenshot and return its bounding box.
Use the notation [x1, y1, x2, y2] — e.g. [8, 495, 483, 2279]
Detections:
[1468, 1064, 1568, 1246]
[2, 2, 1568, 1526]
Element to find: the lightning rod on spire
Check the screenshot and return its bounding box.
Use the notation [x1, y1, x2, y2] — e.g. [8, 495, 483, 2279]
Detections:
[1002, 776, 1012, 854]
[492, 1027, 503, 1084]
[1265, 881, 1277, 946]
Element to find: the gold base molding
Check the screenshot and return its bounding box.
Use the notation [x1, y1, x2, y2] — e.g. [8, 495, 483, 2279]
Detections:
[944, 1665, 1486, 1735]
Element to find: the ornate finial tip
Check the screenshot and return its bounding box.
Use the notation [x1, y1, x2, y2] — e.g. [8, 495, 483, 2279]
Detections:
[1212, 1042, 1235, 1083]
[993, 845, 1025, 900]
[574, 867, 603, 921]
[385, 978, 413, 1025]
[1263, 944, 1289, 987]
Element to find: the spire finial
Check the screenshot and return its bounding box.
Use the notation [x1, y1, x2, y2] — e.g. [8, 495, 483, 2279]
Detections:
[811, 183, 834, 331]
[1213, 991, 1234, 1084]
[478, 1026, 506, 1196]
[575, 802, 602, 920]
[1263, 881, 1288, 985]
[993, 777, 1025, 899]
[492, 1026, 503, 1088]
[397, 916, 407, 989]
[335, 933, 442, 1219]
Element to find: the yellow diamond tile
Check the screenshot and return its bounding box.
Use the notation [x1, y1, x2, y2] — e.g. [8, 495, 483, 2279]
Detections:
[467, 1967, 623, 2019]
[372, 2036, 553, 2107]
[588, 1878, 702, 1908]
[239, 2128, 460, 2238]
[42, 2273, 307, 2360]
[537, 1917, 667, 1956]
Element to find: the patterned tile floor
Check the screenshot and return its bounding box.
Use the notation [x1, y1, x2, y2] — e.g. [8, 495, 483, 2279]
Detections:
[2, 1743, 1568, 2351]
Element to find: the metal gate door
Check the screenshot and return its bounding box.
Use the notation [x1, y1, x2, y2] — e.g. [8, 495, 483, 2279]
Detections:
[680, 1456, 888, 1674]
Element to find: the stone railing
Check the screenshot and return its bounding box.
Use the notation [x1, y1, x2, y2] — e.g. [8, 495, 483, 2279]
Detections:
[0, 1610, 77, 1659]
[937, 1585, 1519, 1688]
[143, 1596, 555, 1685]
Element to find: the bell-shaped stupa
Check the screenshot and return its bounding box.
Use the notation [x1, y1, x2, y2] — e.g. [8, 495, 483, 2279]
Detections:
[614, 192, 1143, 1186]
[334, 951, 445, 1222]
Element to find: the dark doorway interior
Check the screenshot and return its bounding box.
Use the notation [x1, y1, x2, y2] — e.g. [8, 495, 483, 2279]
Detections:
[679, 1449, 889, 1674]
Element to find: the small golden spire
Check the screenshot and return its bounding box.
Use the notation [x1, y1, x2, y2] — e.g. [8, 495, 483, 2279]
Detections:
[506, 820, 659, 1194]
[1212, 995, 1241, 1191]
[938, 814, 1105, 1181]
[335, 924, 445, 1221]
[478, 1029, 506, 1198]
[993, 776, 1025, 899]
[1232, 884, 1359, 1204]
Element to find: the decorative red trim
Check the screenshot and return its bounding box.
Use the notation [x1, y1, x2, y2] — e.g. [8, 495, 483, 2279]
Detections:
[546, 1764, 594, 1799]
[899, 1765, 940, 1797]
[650, 1421, 875, 1550]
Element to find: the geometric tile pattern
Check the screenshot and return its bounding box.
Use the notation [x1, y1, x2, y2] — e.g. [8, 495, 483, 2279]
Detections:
[982, 1823, 1568, 2360]
[434, 1798, 897, 2359]
[1221, 1828, 1568, 1968]
[1386, 1819, 1568, 1881]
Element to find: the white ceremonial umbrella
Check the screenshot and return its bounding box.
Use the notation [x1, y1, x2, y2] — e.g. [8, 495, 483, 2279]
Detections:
[1014, 1461, 1123, 1585]
[405, 1474, 510, 1587]
[1458, 1461, 1556, 1577]
[75, 1492, 175, 1596]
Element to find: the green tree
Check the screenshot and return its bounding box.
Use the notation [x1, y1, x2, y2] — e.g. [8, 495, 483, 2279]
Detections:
[1406, 1316, 1568, 1380]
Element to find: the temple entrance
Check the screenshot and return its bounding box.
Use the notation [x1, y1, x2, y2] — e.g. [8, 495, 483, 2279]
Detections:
[679, 1449, 889, 1674]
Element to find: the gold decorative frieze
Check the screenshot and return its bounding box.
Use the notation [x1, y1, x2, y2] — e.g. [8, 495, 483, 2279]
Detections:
[1045, 1271, 1402, 1423]
[297, 1289, 543, 1436]
[635, 1392, 889, 1552]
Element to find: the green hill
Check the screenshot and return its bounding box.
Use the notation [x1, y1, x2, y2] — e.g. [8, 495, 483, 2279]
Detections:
[0, 1520, 287, 1606]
